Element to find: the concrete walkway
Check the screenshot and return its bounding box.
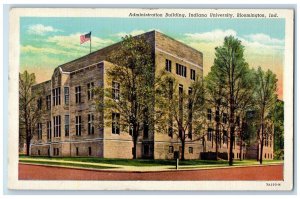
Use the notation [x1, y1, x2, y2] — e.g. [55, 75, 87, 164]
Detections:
[19, 157, 283, 172]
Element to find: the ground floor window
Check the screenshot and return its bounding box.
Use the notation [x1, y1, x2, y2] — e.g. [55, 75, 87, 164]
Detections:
[88, 147, 92, 156]
[53, 148, 59, 156]
[169, 146, 174, 153]
[189, 147, 193, 154]
[76, 147, 79, 156]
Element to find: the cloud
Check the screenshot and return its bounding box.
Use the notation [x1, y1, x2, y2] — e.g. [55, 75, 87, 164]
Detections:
[27, 24, 61, 35]
[21, 45, 70, 55]
[244, 33, 284, 46]
[47, 33, 114, 51]
[112, 29, 163, 38]
[184, 29, 237, 43]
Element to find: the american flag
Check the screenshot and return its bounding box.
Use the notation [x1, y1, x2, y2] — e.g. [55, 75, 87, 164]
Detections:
[80, 32, 91, 44]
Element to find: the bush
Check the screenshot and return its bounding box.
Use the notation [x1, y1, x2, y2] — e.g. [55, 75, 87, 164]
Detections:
[274, 149, 284, 160]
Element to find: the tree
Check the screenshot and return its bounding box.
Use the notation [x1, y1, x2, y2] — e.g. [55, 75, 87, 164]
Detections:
[19, 71, 42, 156]
[205, 69, 227, 160]
[254, 67, 278, 164]
[94, 35, 155, 159]
[273, 100, 284, 159]
[208, 36, 253, 165]
[156, 75, 205, 160]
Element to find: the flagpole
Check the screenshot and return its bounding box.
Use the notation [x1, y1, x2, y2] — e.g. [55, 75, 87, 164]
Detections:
[90, 31, 92, 54]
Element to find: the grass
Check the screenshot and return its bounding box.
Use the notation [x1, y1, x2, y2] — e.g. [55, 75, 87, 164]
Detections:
[19, 155, 283, 168]
[20, 159, 115, 169]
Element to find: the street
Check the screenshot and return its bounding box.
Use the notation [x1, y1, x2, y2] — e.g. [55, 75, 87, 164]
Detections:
[19, 163, 283, 181]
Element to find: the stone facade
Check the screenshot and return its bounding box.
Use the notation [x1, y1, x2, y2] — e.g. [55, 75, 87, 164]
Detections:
[30, 30, 274, 160]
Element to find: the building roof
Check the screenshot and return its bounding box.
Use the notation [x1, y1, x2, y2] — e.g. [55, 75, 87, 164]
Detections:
[58, 30, 202, 73]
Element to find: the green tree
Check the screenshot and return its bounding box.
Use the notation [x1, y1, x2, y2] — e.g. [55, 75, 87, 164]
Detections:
[94, 35, 155, 159]
[208, 36, 253, 165]
[156, 75, 206, 160]
[254, 67, 278, 164]
[273, 100, 284, 159]
[19, 71, 42, 156]
[205, 69, 227, 160]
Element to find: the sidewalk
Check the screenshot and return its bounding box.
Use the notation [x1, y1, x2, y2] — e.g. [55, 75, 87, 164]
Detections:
[19, 157, 283, 172]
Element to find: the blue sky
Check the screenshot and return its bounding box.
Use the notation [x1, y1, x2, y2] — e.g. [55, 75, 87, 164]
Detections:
[20, 17, 285, 98]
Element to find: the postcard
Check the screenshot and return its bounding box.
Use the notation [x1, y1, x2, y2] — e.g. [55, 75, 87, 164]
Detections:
[8, 8, 294, 191]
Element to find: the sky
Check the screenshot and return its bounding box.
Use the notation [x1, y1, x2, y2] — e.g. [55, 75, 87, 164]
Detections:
[20, 17, 285, 99]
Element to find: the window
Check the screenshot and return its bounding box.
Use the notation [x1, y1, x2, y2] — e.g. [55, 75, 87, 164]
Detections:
[76, 147, 79, 156]
[75, 116, 82, 136]
[52, 87, 61, 106]
[37, 98, 42, 110]
[207, 128, 213, 141]
[53, 115, 61, 137]
[168, 126, 173, 138]
[222, 113, 228, 124]
[112, 81, 120, 100]
[223, 130, 228, 144]
[189, 147, 193, 154]
[176, 63, 187, 77]
[169, 146, 174, 153]
[37, 123, 42, 140]
[65, 115, 69, 136]
[143, 122, 149, 138]
[53, 148, 59, 156]
[165, 59, 172, 72]
[143, 145, 149, 156]
[207, 109, 212, 121]
[112, 113, 120, 134]
[47, 121, 51, 140]
[190, 69, 196, 80]
[236, 116, 240, 125]
[88, 114, 94, 135]
[46, 95, 51, 110]
[87, 82, 94, 100]
[129, 124, 133, 136]
[38, 150, 41, 156]
[88, 147, 92, 156]
[64, 87, 69, 105]
[168, 80, 173, 138]
[188, 87, 193, 139]
[75, 86, 81, 103]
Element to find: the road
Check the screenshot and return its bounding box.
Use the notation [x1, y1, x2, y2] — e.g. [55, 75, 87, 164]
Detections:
[19, 163, 283, 180]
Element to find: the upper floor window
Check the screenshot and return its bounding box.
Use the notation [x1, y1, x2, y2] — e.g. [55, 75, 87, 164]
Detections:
[52, 87, 61, 106]
[47, 121, 51, 140]
[165, 59, 172, 72]
[207, 128, 213, 141]
[75, 86, 81, 103]
[88, 114, 94, 135]
[46, 95, 51, 110]
[190, 69, 196, 80]
[65, 115, 69, 136]
[75, 116, 82, 136]
[207, 109, 212, 121]
[176, 63, 187, 77]
[112, 113, 120, 134]
[112, 81, 120, 100]
[37, 123, 42, 140]
[37, 98, 42, 110]
[222, 113, 228, 124]
[53, 115, 61, 137]
[87, 82, 94, 100]
[64, 87, 69, 105]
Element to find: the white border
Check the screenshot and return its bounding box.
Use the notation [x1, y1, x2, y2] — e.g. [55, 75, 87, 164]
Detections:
[8, 8, 294, 191]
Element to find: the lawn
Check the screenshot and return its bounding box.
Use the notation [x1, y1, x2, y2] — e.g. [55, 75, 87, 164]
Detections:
[19, 155, 283, 169]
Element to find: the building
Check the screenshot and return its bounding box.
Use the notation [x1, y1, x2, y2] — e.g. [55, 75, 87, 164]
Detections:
[29, 30, 273, 160]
